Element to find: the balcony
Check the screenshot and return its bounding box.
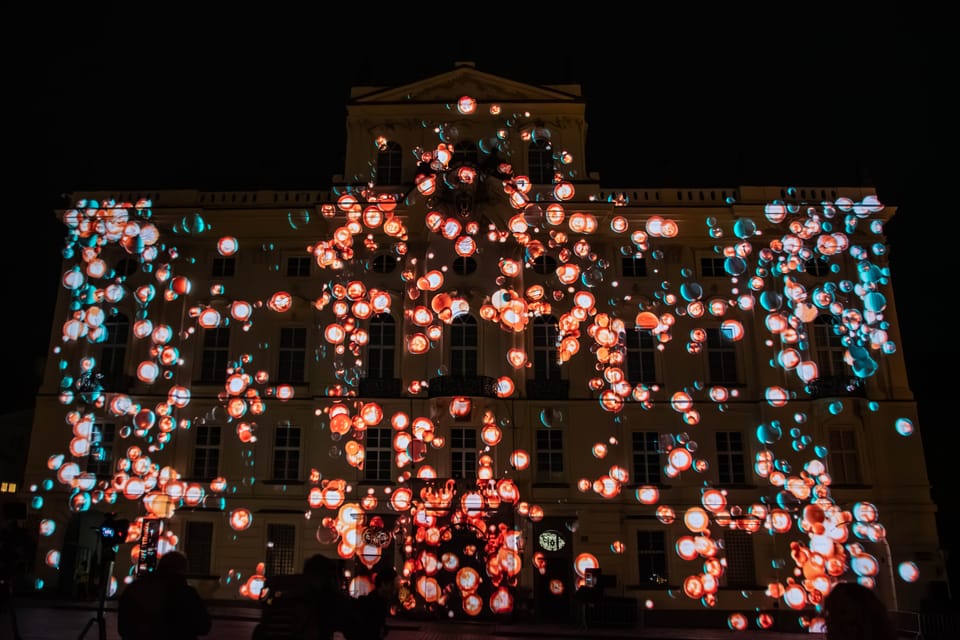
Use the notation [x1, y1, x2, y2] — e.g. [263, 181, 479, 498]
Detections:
[358, 377, 404, 398]
[806, 375, 865, 399]
[526, 378, 569, 400]
[427, 375, 498, 398]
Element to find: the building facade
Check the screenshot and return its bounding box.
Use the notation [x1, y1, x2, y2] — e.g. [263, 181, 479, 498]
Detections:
[23, 63, 943, 628]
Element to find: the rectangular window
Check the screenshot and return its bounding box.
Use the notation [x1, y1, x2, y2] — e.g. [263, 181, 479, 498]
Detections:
[536, 429, 564, 481]
[273, 424, 301, 481]
[367, 316, 395, 379]
[185, 521, 213, 576]
[636, 531, 668, 587]
[804, 257, 829, 277]
[828, 430, 861, 484]
[451, 318, 478, 377]
[286, 256, 311, 277]
[364, 427, 393, 482]
[192, 426, 221, 480]
[706, 328, 738, 385]
[632, 431, 661, 485]
[212, 257, 235, 277]
[265, 524, 296, 577]
[277, 327, 307, 384]
[200, 327, 230, 383]
[87, 423, 115, 477]
[621, 256, 648, 277]
[700, 257, 727, 278]
[722, 528, 756, 588]
[716, 431, 746, 485]
[626, 329, 657, 385]
[451, 428, 478, 480]
[533, 319, 561, 380]
[813, 320, 847, 377]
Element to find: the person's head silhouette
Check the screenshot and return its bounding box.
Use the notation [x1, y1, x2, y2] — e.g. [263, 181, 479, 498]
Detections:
[823, 581, 896, 640]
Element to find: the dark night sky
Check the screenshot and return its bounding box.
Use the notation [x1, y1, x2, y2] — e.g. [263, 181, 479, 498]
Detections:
[20, 4, 952, 583]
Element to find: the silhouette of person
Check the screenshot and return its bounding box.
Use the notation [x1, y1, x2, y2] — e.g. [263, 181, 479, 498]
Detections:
[823, 581, 897, 640]
[351, 567, 398, 640]
[254, 553, 356, 640]
[118, 551, 211, 640]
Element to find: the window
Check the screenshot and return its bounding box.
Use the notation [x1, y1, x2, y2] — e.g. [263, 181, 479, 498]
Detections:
[803, 256, 830, 277]
[622, 256, 647, 277]
[532, 255, 557, 275]
[364, 427, 393, 482]
[376, 141, 402, 186]
[452, 257, 477, 275]
[625, 329, 657, 385]
[87, 423, 115, 477]
[706, 328, 738, 385]
[199, 327, 230, 383]
[277, 327, 307, 384]
[286, 256, 311, 277]
[700, 257, 727, 278]
[450, 315, 478, 377]
[828, 430, 861, 484]
[812, 316, 847, 377]
[716, 432, 746, 485]
[212, 257, 235, 277]
[100, 313, 129, 390]
[451, 428, 478, 480]
[636, 531, 669, 587]
[372, 254, 398, 274]
[115, 258, 138, 278]
[185, 522, 213, 576]
[536, 429, 564, 481]
[265, 524, 296, 577]
[453, 141, 478, 165]
[192, 425, 221, 480]
[632, 431, 661, 485]
[527, 139, 554, 185]
[533, 316, 561, 381]
[273, 424, 301, 481]
[367, 314, 395, 379]
[722, 528, 755, 588]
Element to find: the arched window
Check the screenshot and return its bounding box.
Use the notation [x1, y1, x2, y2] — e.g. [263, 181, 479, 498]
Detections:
[533, 315, 561, 380]
[100, 313, 129, 390]
[367, 314, 395, 379]
[376, 141, 403, 186]
[527, 139, 554, 184]
[450, 315, 478, 377]
[453, 141, 479, 166]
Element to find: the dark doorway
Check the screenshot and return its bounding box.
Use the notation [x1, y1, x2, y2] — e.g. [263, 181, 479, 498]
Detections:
[532, 517, 574, 622]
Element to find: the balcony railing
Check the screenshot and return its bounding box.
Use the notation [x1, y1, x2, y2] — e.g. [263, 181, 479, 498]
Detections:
[427, 375, 498, 398]
[806, 375, 865, 399]
[358, 377, 404, 398]
[526, 378, 569, 400]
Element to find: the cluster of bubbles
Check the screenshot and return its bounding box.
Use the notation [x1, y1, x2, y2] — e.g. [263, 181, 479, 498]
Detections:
[32, 94, 921, 626]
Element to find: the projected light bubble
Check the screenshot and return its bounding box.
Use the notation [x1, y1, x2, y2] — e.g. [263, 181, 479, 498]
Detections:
[37, 101, 908, 628]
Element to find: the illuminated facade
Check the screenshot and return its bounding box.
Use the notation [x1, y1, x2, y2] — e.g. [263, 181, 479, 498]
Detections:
[24, 62, 943, 628]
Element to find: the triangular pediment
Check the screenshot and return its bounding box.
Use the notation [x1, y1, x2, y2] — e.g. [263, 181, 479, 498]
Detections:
[351, 63, 580, 105]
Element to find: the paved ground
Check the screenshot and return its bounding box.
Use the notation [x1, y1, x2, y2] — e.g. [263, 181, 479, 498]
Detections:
[1, 599, 827, 640]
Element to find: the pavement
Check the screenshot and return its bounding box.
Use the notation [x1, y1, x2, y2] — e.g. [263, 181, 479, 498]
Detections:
[2, 597, 828, 640]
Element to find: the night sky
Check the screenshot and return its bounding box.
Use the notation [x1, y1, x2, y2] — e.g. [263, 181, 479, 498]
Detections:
[23, 6, 951, 589]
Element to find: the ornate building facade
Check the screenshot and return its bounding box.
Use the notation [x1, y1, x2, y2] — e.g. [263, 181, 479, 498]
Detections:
[23, 63, 943, 628]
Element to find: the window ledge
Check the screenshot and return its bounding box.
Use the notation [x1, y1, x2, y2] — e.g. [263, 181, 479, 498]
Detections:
[625, 584, 677, 591]
[261, 480, 305, 486]
[358, 480, 394, 486]
[627, 484, 672, 490]
[532, 482, 571, 489]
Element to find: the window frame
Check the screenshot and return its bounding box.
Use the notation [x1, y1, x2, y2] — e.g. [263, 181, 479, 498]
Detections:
[212, 257, 236, 278]
[192, 425, 221, 481]
[450, 315, 478, 377]
[828, 428, 862, 485]
[87, 422, 116, 478]
[636, 530, 670, 588]
[376, 141, 403, 186]
[199, 326, 230, 384]
[272, 424, 302, 482]
[535, 428, 564, 482]
[450, 428, 478, 480]
[625, 328, 657, 385]
[366, 314, 396, 379]
[527, 138, 554, 185]
[185, 521, 214, 576]
[364, 426, 393, 483]
[265, 523, 297, 577]
[716, 431, 747, 485]
[706, 327, 739, 386]
[277, 327, 307, 384]
[699, 257, 727, 278]
[631, 431, 661, 485]
[533, 316, 561, 381]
